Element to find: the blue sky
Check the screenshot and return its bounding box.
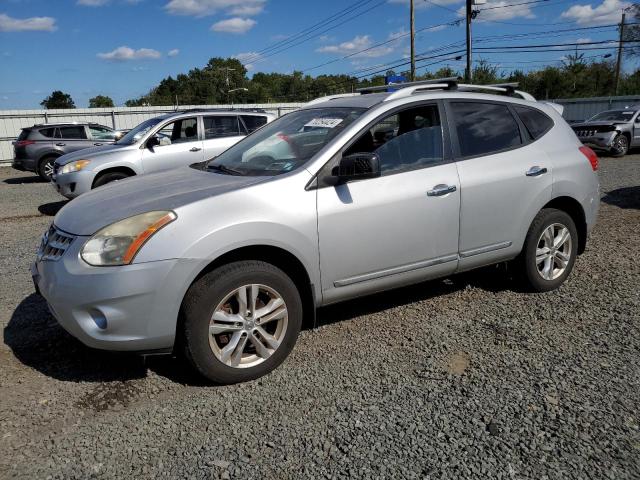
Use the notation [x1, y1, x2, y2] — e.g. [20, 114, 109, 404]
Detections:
[0, 0, 636, 108]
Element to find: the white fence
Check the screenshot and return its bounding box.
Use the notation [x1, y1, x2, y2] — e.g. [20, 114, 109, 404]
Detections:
[0, 103, 304, 165]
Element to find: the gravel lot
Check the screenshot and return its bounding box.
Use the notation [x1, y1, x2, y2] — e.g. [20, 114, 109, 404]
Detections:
[1, 156, 639, 480]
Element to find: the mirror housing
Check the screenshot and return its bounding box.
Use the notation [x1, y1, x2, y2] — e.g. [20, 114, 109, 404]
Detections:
[331, 152, 381, 184]
[147, 135, 171, 148]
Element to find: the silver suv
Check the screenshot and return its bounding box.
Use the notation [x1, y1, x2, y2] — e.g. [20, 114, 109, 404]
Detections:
[12, 122, 118, 180]
[32, 79, 600, 384]
[51, 109, 275, 198]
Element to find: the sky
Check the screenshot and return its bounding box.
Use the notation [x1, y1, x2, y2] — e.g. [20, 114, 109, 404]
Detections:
[0, 0, 637, 108]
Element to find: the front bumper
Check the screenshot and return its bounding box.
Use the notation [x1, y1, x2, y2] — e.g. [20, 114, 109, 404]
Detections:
[32, 236, 199, 352]
[576, 132, 616, 151]
[51, 169, 95, 199]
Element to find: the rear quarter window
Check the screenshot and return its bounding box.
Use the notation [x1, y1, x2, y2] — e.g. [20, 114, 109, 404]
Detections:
[17, 130, 30, 141]
[241, 115, 268, 133]
[514, 106, 554, 140]
[38, 127, 60, 138]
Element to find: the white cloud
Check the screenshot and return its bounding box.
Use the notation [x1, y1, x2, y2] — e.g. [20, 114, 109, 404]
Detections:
[317, 34, 400, 58]
[233, 51, 260, 62]
[165, 0, 265, 17]
[167, 48, 180, 56]
[458, 0, 535, 21]
[576, 37, 592, 43]
[97, 46, 162, 61]
[77, 0, 110, 5]
[561, 0, 629, 26]
[211, 17, 256, 34]
[0, 13, 57, 32]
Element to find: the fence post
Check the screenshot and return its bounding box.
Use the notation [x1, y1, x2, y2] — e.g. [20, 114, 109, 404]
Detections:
[111, 110, 116, 129]
[44, 111, 48, 123]
[277, 107, 282, 118]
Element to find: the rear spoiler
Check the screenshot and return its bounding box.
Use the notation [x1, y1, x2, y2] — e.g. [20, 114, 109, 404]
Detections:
[542, 102, 564, 116]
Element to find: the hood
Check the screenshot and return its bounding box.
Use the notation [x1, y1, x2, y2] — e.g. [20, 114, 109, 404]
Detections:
[571, 120, 628, 128]
[56, 143, 133, 165]
[54, 166, 266, 235]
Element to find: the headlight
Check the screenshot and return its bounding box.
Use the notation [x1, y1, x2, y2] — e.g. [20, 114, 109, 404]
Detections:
[81, 211, 176, 266]
[60, 160, 91, 174]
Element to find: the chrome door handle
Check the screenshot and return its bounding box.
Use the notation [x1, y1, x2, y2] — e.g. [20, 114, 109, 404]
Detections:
[427, 184, 457, 197]
[190, 147, 202, 152]
[55, 143, 66, 146]
[526, 166, 548, 177]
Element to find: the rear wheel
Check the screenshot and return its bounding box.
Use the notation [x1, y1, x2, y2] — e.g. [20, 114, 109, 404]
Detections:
[182, 261, 302, 384]
[93, 171, 130, 188]
[610, 133, 628, 157]
[38, 156, 57, 180]
[516, 208, 578, 292]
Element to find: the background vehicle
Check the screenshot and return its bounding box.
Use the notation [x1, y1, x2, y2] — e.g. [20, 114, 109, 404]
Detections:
[51, 109, 274, 199]
[12, 122, 118, 180]
[34, 79, 599, 384]
[571, 106, 640, 157]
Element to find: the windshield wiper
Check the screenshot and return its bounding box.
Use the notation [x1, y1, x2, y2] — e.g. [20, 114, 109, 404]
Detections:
[208, 164, 244, 176]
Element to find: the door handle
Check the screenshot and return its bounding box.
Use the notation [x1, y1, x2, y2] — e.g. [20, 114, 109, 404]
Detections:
[427, 184, 457, 197]
[526, 166, 548, 177]
[190, 147, 202, 152]
[55, 143, 66, 146]
[94, 143, 103, 146]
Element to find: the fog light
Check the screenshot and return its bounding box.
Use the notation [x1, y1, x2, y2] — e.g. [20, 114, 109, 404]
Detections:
[89, 309, 107, 330]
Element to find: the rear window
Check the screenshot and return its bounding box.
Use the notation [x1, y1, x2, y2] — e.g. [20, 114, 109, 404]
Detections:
[514, 106, 553, 140]
[241, 115, 268, 133]
[450, 102, 522, 157]
[39, 128, 60, 138]
[59, 126, 87, 139]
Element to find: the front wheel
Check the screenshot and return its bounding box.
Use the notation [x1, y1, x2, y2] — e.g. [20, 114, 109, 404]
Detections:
[182, 261, 303, 384]
[38, 156, 56, 180]
[610, 133, 629, 157]
[516, 208, 578, 292]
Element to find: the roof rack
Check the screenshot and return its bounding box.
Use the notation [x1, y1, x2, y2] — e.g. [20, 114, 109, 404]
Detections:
[357, 77, 459, 95]
[304, 93, 360, 107]
[178, 107, 267, 114]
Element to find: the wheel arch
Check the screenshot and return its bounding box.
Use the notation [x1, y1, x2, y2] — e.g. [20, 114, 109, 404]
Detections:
[91, 166, 137, 188]
[542, 196, 587, 254]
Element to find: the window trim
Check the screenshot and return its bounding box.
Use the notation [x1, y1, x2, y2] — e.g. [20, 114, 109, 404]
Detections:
[444, 99, 527, 161]
[312, 100, 451, 189]
[512, 104, 554, 142]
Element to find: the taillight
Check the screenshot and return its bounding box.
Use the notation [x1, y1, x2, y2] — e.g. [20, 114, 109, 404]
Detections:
[579, 146, 598, 171]
[15, 140, 36, 147]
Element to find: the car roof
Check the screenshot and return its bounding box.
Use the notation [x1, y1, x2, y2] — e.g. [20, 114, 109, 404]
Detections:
[31, 122, 110, 128]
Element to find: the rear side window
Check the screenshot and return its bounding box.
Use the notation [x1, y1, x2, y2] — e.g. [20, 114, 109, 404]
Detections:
[59, 126, 87, 139]
[514, 106, 553, 140]
[450, 102, 522, 157]
[204, 116, 240, 139]
[241, 115, 268, 133]
[39, 128, 60, 138]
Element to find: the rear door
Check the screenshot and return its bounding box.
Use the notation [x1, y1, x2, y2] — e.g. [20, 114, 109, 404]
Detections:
[447, 100, 553, 270]
[58, 126, 94, 153]
[201, 115, 245, 159]
[141, 116, 204, 173]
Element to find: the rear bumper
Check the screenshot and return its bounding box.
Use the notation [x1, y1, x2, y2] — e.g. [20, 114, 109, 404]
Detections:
[12, 157, 36, 172]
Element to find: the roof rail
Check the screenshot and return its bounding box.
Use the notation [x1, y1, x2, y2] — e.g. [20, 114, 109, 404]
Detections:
[358, 77, 459, 95]
[305, 93, 360, 107]
[178, 107, 267, 114]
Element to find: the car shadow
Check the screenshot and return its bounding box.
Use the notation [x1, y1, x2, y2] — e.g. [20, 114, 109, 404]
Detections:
[5, 265, 514, 385]
[602, 186, 640, 210]
[4, 175, 46, 184]
[38, 200, 69, 216]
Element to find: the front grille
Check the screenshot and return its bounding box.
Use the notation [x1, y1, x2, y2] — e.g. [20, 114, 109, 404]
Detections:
[37, 224, 76, 261]
[576, 129, 596, 138]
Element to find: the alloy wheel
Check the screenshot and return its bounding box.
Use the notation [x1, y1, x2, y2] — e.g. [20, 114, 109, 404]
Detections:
[535, 223, 572, 281]
[613, 135, 628, 155]
[208, 284, 288, 368]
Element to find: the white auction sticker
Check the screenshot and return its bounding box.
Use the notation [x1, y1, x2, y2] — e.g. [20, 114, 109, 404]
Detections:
[304, 118, 343, 128]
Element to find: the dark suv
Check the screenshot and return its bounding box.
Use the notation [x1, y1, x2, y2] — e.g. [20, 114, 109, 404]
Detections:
[12, 123, 119, 180]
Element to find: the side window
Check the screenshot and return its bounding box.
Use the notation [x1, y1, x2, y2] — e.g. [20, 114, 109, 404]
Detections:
[39, 128, 56, 138]
[157, 117, 198, 144]
[59, 126, 87, 139]
[204, 116, 240, 139]
[89, 126, 116, 141]
[241, 115, 268, 133]
[450, 102, 521, 157]
[514, 106, 553, 140]
[345, 104, 444, 175]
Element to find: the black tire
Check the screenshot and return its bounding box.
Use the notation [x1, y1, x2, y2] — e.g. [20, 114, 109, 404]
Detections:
[516, 208, 578, 292]
[93, 171, 129, 188]
[182, 260, 303, 384]
[38, 156, 57, 180]
[610, 133, 629, 157]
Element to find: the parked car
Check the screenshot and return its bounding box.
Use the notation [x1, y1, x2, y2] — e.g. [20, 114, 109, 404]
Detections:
[12, 122, 119, 180]
[571, 106, 640, 157]
[32, 79, 600, 384]
[51, 109, 275, 199]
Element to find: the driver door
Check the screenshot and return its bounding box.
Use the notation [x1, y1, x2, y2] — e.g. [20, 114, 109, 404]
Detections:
[141, 117, 204, 173]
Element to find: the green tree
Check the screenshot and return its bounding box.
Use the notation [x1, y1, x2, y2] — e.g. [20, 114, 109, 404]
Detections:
[40, 91, 75, 109]
[88, 95, 114, 108]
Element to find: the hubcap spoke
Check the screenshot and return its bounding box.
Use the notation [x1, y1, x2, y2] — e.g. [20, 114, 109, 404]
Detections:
[210, 311, 244, 334]
[249, 331, 273, 360]
[536, 247, 551, 265]
[255, 297, 285, 322]
[255, 326, 280, 350]
[219, 331, 243, 364]
[554, 228, 570, 248]
[543, 256, 554, 279]
[230, 334, 249, 367]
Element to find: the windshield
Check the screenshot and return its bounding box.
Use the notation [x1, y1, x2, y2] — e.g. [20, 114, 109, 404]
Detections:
[588, 110, 636, 122]
[206, 107, 365, 176]
[116, 117, 163, 145]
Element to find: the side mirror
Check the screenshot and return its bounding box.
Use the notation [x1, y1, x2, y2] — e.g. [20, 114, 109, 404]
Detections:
[147, 135, 170, 148]
[114, 131, 125, 141]
[331, 152, 381, 184]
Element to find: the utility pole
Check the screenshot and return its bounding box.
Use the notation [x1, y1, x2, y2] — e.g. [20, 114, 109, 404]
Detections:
[465, 0, 473, 83]
[410, 0, 416, 81]
[614, 10, 626, 95]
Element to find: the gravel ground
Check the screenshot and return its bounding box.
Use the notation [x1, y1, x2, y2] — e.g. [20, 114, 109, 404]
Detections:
[1, 157, 639, 480]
